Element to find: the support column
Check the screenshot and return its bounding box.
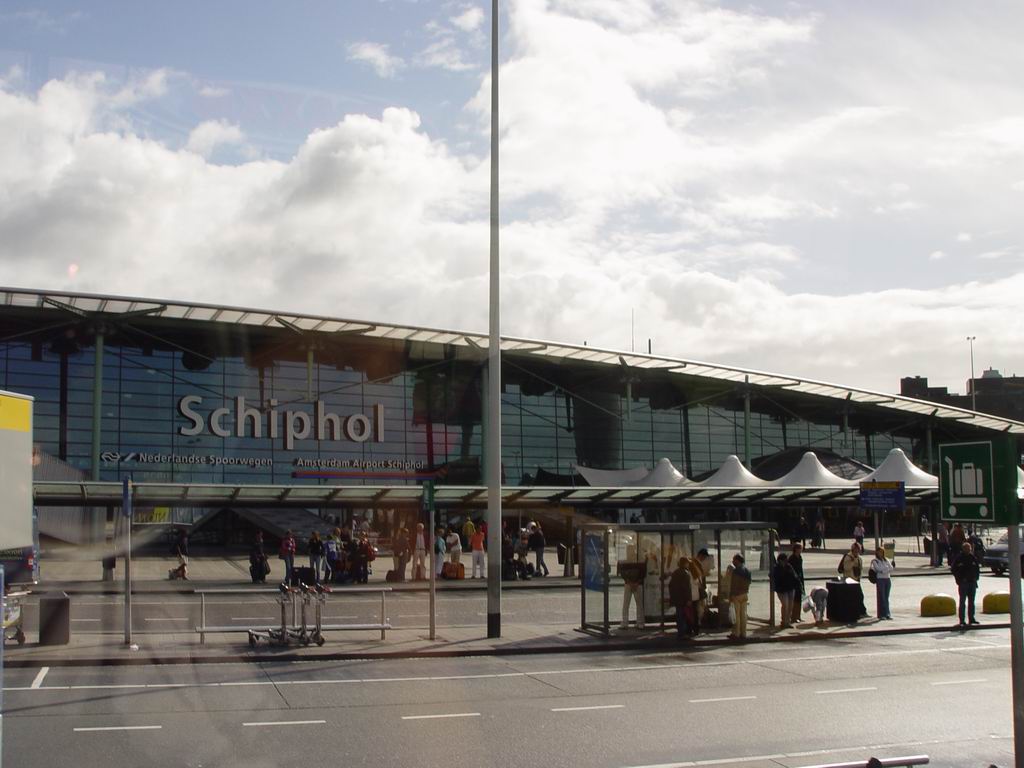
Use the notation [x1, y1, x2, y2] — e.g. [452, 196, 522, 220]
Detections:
[485, 0, 502, 640]
[743, 377, 752, 470]
[91, 327, 104, 481]
[925, 423, 934, 474]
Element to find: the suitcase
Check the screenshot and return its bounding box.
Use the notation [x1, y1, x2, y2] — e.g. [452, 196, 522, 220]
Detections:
[441, 562, 456, 579]
[385, 569, 401, 583]
[292, 566, 316, 587]
[826, 579, 865, 623]
[454, 563, 465, 580]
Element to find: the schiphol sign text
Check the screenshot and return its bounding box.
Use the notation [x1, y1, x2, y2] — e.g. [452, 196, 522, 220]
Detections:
[177, 396, 385, 450]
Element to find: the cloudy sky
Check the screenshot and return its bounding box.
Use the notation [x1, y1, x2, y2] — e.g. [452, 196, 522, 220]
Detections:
[1, 0, 1022, 395]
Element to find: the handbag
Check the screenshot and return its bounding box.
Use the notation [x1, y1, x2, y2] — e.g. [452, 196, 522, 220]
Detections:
[867, 568, 877, 584]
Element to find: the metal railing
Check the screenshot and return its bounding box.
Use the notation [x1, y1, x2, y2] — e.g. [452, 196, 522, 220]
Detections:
[799, 755, 928, 768]
[195, 586, 391, 644]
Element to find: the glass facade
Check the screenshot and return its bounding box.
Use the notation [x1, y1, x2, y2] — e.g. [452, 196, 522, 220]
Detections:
[1, 317, 916, 488]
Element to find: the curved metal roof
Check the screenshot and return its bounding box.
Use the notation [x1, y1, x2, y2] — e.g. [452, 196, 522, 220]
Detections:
[3, 286, 1022, 434]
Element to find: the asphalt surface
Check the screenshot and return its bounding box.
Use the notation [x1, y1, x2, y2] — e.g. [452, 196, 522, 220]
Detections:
[2, 631, 1015, 767]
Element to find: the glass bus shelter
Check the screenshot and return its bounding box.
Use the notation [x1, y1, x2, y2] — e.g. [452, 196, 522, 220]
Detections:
[579, 522, 777, 636]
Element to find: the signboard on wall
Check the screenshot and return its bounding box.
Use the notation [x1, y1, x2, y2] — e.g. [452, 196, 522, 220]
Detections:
[858, 481, 906, 510]
[0, 391, 34, 549]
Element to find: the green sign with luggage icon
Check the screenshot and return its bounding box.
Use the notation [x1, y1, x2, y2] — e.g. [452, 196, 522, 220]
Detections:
[939, 438, 1019, 524]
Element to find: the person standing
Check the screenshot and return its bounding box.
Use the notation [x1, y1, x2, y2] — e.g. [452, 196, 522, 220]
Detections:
[789, 543, 805, 625]
[249, 531, 268, 584]
[469, 525, 486, 578]
[951, 541, 981, 628]
[813, 518, 826, 549]
[695, 549, 714, 627]
[839, 542, 863, 580]
[796, 516, 810, 548]
[937, 522, 950, 566]
[727, 554, 752, 640]
[462, 518, 476, 550]
[618, 549, 647, 630]
[279, 530, 296, 585]
[668, 557, 693, 640]
[868, 546, 894, 620]
[324, 529, 340, 583]
[853, 521, 866, 549]
[307, 531, 324, 582]
[412, 522, 427, 580]
[392, 525, 410, 581]
[445, 527, 462, 566]
[434, 527, 447, 577]
[772, 554, 799, 629]
[949, 523, 967, 566]
[529, 523, 549, 577]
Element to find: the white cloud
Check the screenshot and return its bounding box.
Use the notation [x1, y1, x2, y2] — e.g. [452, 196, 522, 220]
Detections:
[185, 119, 246, 158]
[347, 42, 405, 79]
[957, 232, 973, 242]
[451, 7, 484, 32]
[929, 250, 946, 260]
[199, 85, 229, 98]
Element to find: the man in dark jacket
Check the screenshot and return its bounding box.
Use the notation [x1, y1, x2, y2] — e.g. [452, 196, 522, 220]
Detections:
[668, 558, 693, 640]
[951, 541, 981, 628]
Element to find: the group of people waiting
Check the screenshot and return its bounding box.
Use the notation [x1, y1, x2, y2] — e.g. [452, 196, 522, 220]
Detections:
[501, 521, 549, 580]
[251, 528, 377, 586]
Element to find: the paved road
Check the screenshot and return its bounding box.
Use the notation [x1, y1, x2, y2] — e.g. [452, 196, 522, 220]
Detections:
[2, 631, 1015, 767]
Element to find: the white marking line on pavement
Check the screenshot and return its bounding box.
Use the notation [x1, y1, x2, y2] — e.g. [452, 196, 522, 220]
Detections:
[71, 618, 100, 622]
[402, 713, 481, 721]
[143, 617, 190, 622]
[551, 704, 624, 712]
[30, 667, 49, 689]
[815, 687, 877, 695]
[688, 695, 756, 704]
[4, 642, 1011, 694]
[74, 725, 163, 732]
[242, 720, 326, 727]
[931, 678, 987, 686]
[230, 617, 275, 621]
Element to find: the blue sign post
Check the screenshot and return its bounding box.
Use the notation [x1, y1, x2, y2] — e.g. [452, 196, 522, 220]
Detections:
[859, 481, 905, 553]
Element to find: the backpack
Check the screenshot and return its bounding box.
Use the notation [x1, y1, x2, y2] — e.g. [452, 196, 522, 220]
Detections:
[837, 555, 846, 575]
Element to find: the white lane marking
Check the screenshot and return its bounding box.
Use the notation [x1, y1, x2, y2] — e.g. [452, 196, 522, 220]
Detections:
[551, 704, 624, 712]
[242, 720, 326, 727]
[476, 611, 516, 616]
[74, 725, 163, 732]
[931, 678, 988, 686]
[71, 618, 100, 622]
[815, 687, 877, 694]
[688, 695, 756, 703]
[402, 712, 481, 721]
[230, 617, 275, 621]
[30, 667, 49, 689]
[4, 642, 1010, 694]
[143, 617, 190, 622]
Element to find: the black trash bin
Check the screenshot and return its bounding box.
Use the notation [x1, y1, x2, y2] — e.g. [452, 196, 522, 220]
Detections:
[556, 543, 567, 565]
[39, 592, 71, 645]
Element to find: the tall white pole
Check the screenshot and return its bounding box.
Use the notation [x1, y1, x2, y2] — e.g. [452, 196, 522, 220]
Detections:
[967, 335, 977, 411]
[486, 0, 502, 639]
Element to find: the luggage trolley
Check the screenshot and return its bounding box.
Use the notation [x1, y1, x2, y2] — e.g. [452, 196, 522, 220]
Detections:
[248, 583, 299, 647]
[305, 583, 330, 646]
[3, 589, 28, 645]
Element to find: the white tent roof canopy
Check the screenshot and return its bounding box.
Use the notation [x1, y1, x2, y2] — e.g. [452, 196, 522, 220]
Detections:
[6, 287, 1024, 435]
[767, 452, 855, 488]
[860, 448, 939, 486]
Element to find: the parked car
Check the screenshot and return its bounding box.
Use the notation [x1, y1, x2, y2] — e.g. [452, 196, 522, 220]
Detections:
[983, 531, 1022, 576]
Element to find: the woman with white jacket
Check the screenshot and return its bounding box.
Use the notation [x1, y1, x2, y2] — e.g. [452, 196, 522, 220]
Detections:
[868, 547, 894, 620]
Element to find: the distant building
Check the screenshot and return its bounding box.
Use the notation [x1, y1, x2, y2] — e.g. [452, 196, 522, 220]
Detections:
[901, 369, 1024, 421]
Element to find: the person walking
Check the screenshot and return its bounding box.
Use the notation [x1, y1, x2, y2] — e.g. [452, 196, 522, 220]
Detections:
[813, 518, 826, 549]
[469, 524, 486, 578]
[324, 529, 340, 583]
[668, 557, 693, 640]
[529, 522, 549, 577]
[853, 521, 866, 549]
[249, 531, 268, 584]
[937, 522, 950, 566]
[279, 530, 296, 585]
[868, 546, 894, 619]
[772, 554, 799, 629]
[462, 518, 476, 550]
[727, 554, 752, 640]
[951, 541, 981, 628]
[307, 531, 324, 582]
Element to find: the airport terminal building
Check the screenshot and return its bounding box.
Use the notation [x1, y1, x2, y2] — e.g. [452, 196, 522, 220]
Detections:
[2, 287, 1021, 544]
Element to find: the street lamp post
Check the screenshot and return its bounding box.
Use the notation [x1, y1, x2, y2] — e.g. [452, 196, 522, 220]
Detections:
[966, 335, 977, 411]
